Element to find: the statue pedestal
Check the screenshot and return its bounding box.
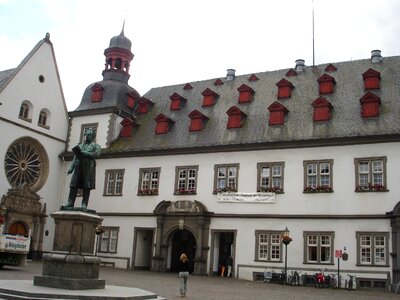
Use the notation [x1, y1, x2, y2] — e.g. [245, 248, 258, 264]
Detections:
[34, 210, 105, 290]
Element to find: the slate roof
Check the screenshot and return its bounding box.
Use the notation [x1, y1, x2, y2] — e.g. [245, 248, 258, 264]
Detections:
[105, 56, 400, 154]
[0, 68, 16, 90]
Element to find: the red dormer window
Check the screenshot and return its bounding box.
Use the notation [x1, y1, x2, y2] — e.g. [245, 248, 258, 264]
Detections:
[286, 69, 297, 77]
[276, 78, 294, 100]
[183, 83, 193, 90]
[318, 74, 336, 94]
[226, 106, 247, 128]
[91, 83, 104, 102]
[312, 97, 333, 122]
[248, 74, 259, 81]
[214, 79, 224, 86]
[188, 110, 209, 132]
[360, 92, 380, 118]
[237, 84, 255, 103]
[120, 117, 136, 138]
[267, 102, 288, 125]
[170, 93, 187, 110]
[201, 88, 219, 107]
[362, 68, 381, 90]
[325, 63, 337, 72]
[137, 97, 153, 114]
[126, 91, 136, 109]
[155, 114, 174, 134]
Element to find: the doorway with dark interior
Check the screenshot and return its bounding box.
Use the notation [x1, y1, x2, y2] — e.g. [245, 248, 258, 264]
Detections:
[170, 229, 196, 273]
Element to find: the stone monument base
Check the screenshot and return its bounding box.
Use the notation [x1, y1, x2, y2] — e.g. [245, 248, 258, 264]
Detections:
[34, 252, 105, 290]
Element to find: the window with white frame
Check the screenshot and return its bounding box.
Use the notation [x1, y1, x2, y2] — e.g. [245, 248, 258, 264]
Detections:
[356, 232, 389, 266]
[355, 157, 387, 192]
[255, 231, 282, 262]
[138, 168, 160, 195]
[257, 162, 284, 193]
[304, 232, 334, 264]
[175, 166, 198, 194]
[303, 160, 333, 192]
[104, 169, 124, 196]
[98, 227, 119, 253]
[214, 164, 239, 193]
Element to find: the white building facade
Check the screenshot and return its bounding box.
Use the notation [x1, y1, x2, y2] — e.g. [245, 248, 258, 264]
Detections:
[61, 29, 400, 291]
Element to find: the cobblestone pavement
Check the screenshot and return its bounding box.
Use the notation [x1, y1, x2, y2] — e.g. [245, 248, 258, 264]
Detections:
[0, 261, 398, 300]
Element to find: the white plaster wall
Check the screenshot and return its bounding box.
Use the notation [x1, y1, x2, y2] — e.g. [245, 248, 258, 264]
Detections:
[0, 41, 68, 140]
[68, 114, 111, 150]
[61, 142, 399, 216]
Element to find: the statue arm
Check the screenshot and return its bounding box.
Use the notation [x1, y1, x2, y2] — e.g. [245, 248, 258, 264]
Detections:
[80, 144, 101, 158]
[67, 157, 77, 174]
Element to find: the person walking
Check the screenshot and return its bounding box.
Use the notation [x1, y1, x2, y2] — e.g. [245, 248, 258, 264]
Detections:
[178, 253, 190, 297]
[226, 255, 233, 278]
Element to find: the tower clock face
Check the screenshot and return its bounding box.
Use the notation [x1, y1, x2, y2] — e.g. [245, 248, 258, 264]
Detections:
[4, 138, 49, 191]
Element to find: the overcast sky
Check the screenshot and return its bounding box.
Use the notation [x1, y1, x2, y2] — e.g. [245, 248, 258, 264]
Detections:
[1, 0, 400, 110]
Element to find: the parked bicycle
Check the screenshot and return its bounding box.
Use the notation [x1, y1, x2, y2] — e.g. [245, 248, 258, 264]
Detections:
[328, 273, 338, 288]
[314, 269, 327, 288]
[278, 269, 287, 285]
[288, 269, 302, 286]
[347, 274, 355, 290]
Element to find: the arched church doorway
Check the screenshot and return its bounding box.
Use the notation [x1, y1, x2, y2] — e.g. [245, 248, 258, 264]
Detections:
[8, 221, 28, 236]
[170, 229, 196, 272]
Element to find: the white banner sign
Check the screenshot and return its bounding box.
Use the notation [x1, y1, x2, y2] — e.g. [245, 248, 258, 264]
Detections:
[217, 192, 275, 203]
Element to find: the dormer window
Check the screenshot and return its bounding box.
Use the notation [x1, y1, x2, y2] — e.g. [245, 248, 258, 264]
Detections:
[120, 118, 136, 138]
[318, 74, 336, 94]
[267, 102, 288, 125]
[362, 68, 381, 90]
[237, 84, 255, 103]
[214, 79, 224, 86]
[312, 97, 333, 122]
[155, 114, 174, 134]
[126, 91, 136, 109]
[325, 63, 337, 72]
[188, 110, 209, 132]
[137, 97, 154, 114]
[248, 74, 259, 81]
[226, 106, 247, 129]
[276, 79, 294, 100]
[201, 88, 219, 107]
[286, 69, 297, 77]
[169, 93, 187, 110]
[91, 83, 104, 102]
[183, 83, 193, 90]
[360, 92, 380, 118]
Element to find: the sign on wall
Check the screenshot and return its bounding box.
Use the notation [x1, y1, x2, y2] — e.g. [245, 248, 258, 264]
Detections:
[217, 192, 275, 203]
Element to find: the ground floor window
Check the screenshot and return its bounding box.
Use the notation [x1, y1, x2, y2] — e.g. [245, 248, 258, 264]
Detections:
[98, 227, 119, 253]
[356, 232, 389, 266]
[304, 231, 334, 264]
[255, 230, 282, 262]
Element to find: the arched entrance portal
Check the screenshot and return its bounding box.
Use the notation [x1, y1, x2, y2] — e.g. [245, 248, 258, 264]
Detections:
[170, 229, 196, 272]
[152, 200, 213, 275]
[8, 221, 28, 236]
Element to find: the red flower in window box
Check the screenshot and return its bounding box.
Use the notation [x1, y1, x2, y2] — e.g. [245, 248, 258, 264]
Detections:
[258, 187, 283, 193]
[214, 187, 237, 193]
[138, 188, 158, 195]
[304, 186, 332, 193]
[356, 184, 385, 192]
[176, 188, 196, 195]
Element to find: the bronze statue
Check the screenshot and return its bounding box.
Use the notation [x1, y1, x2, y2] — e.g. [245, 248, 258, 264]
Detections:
[64, 128, 101, 209]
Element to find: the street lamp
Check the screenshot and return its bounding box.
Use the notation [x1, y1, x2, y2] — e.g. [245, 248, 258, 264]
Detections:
[282, 227, 292, 283]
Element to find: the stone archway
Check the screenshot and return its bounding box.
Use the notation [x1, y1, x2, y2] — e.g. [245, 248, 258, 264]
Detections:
[152, 200, 213, 275]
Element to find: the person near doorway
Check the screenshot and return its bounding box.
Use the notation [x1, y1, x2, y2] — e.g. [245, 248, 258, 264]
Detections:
[178, 253, 190, 297]
[226, 255, 233, 277]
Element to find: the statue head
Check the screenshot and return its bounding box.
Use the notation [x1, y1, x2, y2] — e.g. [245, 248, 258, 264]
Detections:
[84, 128, 96, 142]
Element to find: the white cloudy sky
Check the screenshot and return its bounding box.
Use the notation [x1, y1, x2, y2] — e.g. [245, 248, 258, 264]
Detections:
[1, 0, 400, 110]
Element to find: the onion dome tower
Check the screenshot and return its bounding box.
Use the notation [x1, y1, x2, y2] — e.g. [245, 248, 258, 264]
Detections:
[69, 23, 140, 148]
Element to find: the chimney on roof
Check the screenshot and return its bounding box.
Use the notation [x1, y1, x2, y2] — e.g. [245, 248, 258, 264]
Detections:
[226, 69, 236, 81]
[371, 50, 382, 63]
[295, 59, 305, 72]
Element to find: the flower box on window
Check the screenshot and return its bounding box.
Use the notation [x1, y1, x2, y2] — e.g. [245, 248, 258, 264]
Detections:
[258, 187, 283, 194]
[214, 187, 237, 193]
[176, 188, 196, 195]
[138, 188, 158, 195]
[355, 184, 386, 192]
[303, 186, 333, 193]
